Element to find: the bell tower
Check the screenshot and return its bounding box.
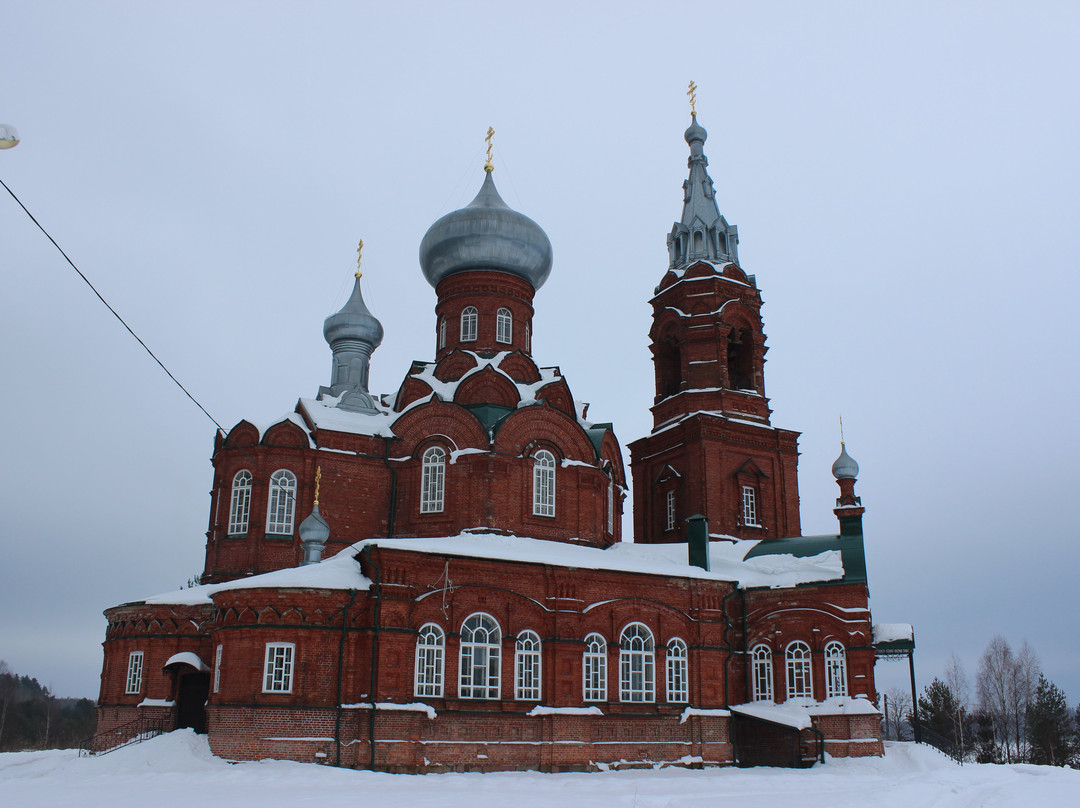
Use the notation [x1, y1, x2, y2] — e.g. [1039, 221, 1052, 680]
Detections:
[629, 98, 802, 544]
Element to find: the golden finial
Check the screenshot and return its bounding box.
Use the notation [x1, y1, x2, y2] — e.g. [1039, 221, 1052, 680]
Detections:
[355, 240, 363, 279]
[687, 80, 698, 116]
[484, 126, 495, 173]
[314, 466, 322, 506]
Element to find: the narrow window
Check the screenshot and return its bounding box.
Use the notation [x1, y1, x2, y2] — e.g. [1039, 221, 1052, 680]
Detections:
[532, 450, 556, 517]
[665, 489, 676, 531]
[742, 486, 759, 527]
[751, 644, 773, 702]
[213, 644, 223, 694]
[266, 469, 297, 535]
[461, 306, 478, 342]
[619, 623, 655, 703]
[785, 641, 812, 700]
[607, 479, 614, 534]
[228, 470, 252, 535]
[415, 624, 445, 697]
[460, 613, 501, 699]
[438, 316, 446, 350]
[125, 651, 144, 695]
[515, 631, 542, 701]
[263, 643, 295, 693]
[825, 641, 847, 698]
[666, 638, 688, 703]
[525, 324, 530, 352]
[496, 307, 513, 344]
[583, 633, 607, 702]
[420, 446, 446, 513]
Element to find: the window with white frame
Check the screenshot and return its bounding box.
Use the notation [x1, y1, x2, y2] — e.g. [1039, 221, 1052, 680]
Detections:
[751, 644, 773, 701]
[420, 446, 446, 513]
[525, 324, 530, 352]
[228, 470, 252, 534]
[213, 644, 223, 693]
[607, 479, 614, 534]
[266, 469, 297, 534]
[125, 651, 144, 695]
[496, 308, 512, 344]
[461, 306, 478, 342]
[665, 489, 676, 531]
[532, 450, 556, 517]
[414, 624, 445, 697]
[666, 638, 688, 703]
[785, 641, 812, 700]
[438, 317, 446, 350]
[583, 633, 607, 701]
[459, 613, 501, 699]
[263, 643, 294, 693]
[619, 623, 655, 702]
[824, 641, 847, 698]
[741, 485, 760, 527]
[515, 630, 541, 701]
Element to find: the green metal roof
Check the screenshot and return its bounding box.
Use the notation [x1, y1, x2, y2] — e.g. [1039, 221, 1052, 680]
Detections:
[743, 532, 867, 586]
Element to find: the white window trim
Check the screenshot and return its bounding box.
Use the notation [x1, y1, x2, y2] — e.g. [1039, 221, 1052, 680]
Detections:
[751, 644, 773, 702]
[228, 470, 252, 535]
[583, 633, 607, 702]
[496, 307, 512, 344]
[414, 624, 445, 698]
[125, 651, 144, 695]
[213, 644, 223, 694]
[263, 642, 295, 693]
[742, 485, 760, 527]
[266, 469, 297, 535]
[438, 316, 446, 350]
[619, 623, 655, 703]
[420, 447, 446, 514]
[785, 641, 812, 700]
[665, 638, 688, 703]
[825, 641, 848, 698]
[459, 613, 501, 699]
[532, 450, 556, 517]
[665, 489, 676, 531]
[607, 479, 614, 535]
[514, 631, 541, 701]
[461, 306, 478, 342]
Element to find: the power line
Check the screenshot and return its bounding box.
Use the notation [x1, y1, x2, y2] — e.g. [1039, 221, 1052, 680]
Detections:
[1, 176, 225, 433]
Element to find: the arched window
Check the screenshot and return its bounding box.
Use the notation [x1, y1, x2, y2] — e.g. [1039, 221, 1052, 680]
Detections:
[461, 306, 478, 342]
[583, 633, 607, 702]
[415, 624, 445, 697]
[515, 630, 541, 701]
[666, 638, 688, 703]
[460, 613, 501, 699]
[228, 470, 252, 535]
[496, 308, 512, 344]
[266, 469, 297, 535]
[786, 641, 812, 700]
[751, 644, 773, 702]
[825, 641, 847, 698]
[420, 446, 446, 513]
[438, 316, 446, 349]
[619, 623, 655, 702]
[532, 450, 556, 517]
[727, 327, 754, 391]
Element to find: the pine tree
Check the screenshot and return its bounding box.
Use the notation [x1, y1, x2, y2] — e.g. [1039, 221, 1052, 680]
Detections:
[918, 677, 963, 744]
[1026, 675, 1073, 766]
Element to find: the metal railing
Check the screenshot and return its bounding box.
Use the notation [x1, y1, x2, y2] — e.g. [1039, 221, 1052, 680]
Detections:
[79, 716, 167, 757]
[914, 723, 964, 764]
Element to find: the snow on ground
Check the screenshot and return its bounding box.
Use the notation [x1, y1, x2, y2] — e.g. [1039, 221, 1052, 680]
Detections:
[3, 733, 1079, 808]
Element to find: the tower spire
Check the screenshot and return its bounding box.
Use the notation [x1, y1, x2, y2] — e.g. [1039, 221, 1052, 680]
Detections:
[667, 84, 740, 270]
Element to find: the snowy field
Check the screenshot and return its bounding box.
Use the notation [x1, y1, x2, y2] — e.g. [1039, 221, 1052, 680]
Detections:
[2, 731, 1078, 808]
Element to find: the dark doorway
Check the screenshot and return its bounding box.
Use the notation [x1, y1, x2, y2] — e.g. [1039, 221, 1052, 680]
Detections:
[176, 672, 210, 734]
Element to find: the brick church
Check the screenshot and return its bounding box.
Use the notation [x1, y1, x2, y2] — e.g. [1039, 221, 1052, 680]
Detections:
[93, 108, 892, 770]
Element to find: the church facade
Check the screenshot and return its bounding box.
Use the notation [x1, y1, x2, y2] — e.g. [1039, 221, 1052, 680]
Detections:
[93, 112, 887, 771]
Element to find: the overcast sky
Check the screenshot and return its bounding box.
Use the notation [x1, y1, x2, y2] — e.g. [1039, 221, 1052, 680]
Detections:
[2, 1, 1078, 705]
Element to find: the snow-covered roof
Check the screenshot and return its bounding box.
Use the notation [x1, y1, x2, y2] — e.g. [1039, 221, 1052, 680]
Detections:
[140, 531, 845, 606]
[872, 623, 914, 644]
[731, 697, 880, 729]
[163, 652, 210, 672]
[297, 395, 397, 438]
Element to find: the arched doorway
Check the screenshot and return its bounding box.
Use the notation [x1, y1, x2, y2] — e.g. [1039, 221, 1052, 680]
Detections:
[164, 652, 211, 734]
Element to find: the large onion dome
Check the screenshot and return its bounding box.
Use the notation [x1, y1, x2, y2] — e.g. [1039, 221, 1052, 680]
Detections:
[831, 443, 860, 480]
[419, 170, 553, 290]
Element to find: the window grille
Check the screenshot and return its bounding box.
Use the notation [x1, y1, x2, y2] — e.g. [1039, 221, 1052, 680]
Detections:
[666, 638, 688, 703]
[228, 470, 252, 534]
[607, 480, 614, 534]
[263, 643, 294, 693]
[514, 631, 541, 701]
[825, 641, 847, 698]
[751, 645, 773, 701]
[619, 623, 655, 702]
[415, 624, 445, 697]
[438, 317, 446, 349]
[532, 450, 556, 517]
[125, 651, 144, 695]
[459, 613, 501, 699]
[665, 489, 676, 531]
[420, 447, 446, 513]
[266, 469, 297, 534]
[742, 485, 759, 527]
[583, 633, 607, 701]
[785, 641, 812, 699]
[213, 644, 223, 693]
[496, 308, 513, 344]
[461, 306, 478, 342]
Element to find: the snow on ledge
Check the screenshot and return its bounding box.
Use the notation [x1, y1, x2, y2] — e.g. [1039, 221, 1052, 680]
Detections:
[163, 652, 210, 672]
[731, 697, 880, 729]
[137, 699, 176, 708]
[873, 623, 913, 643]
[679, 707, 731, 723]
[341, 702, 437, 719]
[527, 706, 604, 717]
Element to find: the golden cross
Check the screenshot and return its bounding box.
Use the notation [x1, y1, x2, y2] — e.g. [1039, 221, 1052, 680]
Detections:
[687, 80, 698, 115]
[484, 126, 495, 172]
[314, 466, 322, 506]
[355, 240, 363, 279]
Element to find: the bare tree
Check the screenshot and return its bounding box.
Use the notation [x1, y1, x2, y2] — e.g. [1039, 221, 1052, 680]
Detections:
[944, 653, 970, 756]
[884, 687, 912, 740]
[976, 636, 1042, 762]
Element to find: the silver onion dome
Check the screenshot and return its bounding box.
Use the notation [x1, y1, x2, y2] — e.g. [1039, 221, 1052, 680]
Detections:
[419, 170, 553, 290]
[831, 443, 860, 480]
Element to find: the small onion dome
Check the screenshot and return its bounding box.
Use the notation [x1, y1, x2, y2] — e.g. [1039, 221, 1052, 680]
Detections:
[419, 170, 553, 291]
[831, 443, 860, 480]
[323, 275, 384, 349]
[299, 503, 330, 546]
[684, 114, 707, 146]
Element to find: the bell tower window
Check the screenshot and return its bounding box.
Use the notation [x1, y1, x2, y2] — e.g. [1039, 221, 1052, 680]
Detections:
[727, 328, 754, 391]
[461, 306, 478, 342]
[496, 308, 512, 344]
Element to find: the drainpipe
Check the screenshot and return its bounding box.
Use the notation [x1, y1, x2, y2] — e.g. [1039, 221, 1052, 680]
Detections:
[721, 585, 739, 763]
[334, 589, 357, 767]
[363, 546, 383, 769]
[382, 438, 397, 538]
